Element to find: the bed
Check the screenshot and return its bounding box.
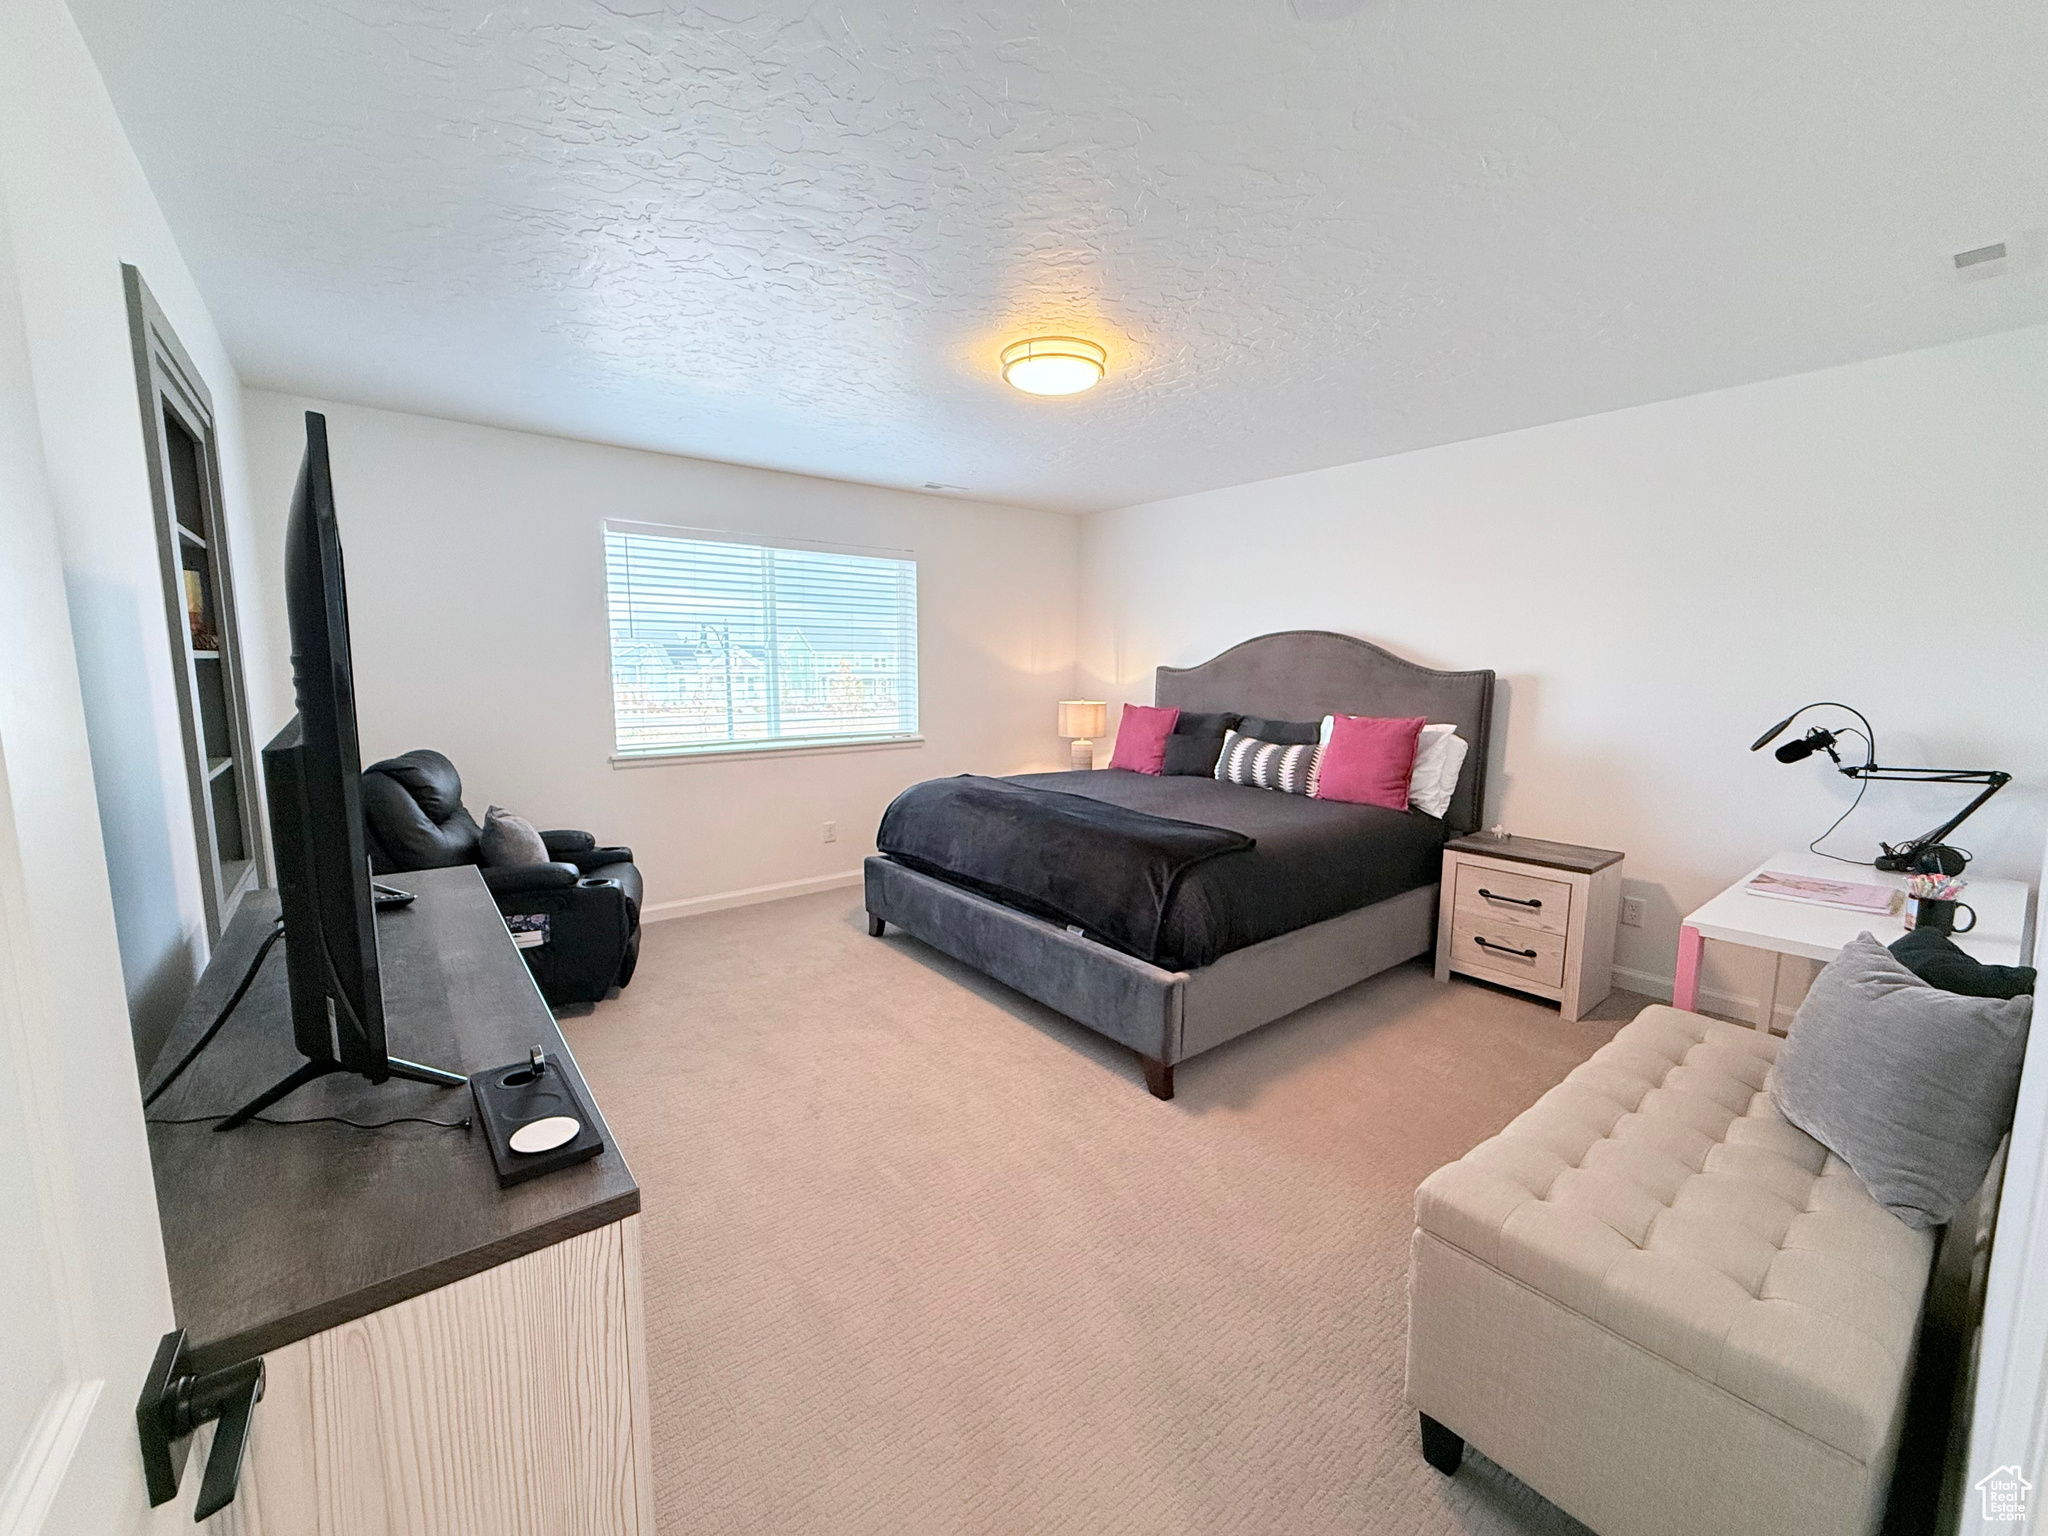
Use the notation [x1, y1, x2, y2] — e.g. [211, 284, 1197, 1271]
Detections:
[862, 630, 1496, 1098]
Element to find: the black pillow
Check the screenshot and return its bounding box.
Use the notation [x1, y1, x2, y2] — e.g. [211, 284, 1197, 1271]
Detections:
[1161, 711, 1242, 776]
[1890, 926, 2036, 1000]
[1235, 715, 1321, 746]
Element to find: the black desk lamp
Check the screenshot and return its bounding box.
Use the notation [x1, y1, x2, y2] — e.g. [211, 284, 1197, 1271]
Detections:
[1750, 701, 2010, 874]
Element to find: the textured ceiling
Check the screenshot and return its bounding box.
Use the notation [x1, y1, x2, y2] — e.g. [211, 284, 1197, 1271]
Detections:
[73, 0, 2048, 512]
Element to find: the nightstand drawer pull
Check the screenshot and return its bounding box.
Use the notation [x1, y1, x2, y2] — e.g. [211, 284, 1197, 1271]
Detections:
[1473, 936, 1540, 960]
[1477, 887, 1542, 909]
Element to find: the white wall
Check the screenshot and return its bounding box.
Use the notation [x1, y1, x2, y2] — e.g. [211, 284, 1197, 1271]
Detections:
[1, 0, 285, 1071]
[0, 0, 226, 1528]
[1079, 327, 2048, 1015]
[241, 393, 1080, 916]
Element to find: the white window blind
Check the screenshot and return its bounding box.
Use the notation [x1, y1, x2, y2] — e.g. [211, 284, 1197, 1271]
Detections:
[603, 524, 919, 759]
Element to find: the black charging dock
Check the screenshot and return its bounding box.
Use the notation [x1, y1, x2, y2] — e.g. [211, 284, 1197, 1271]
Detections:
[470, 1048, 605, 1188]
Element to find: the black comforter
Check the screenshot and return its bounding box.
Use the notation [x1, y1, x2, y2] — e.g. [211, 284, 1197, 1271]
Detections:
[877, 776, 1253, 964]
[877, 769, 1447, 970]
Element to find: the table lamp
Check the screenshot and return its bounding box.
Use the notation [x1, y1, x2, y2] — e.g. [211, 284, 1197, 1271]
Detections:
[1058, 700, 1108, 770]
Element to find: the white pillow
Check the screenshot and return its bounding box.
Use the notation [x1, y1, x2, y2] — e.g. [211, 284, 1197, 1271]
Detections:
[1411, 728, 1470, 819]
[1315, 718, 1468, 818]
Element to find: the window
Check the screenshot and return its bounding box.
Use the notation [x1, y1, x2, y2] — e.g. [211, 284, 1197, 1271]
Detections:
[604, 523, 919, 760]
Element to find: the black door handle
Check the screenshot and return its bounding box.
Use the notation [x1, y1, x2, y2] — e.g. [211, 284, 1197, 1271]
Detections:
[137, 1329, 266, 1520]
[1477, 887, 1542, 909]
[1473, 936, 1540, 959]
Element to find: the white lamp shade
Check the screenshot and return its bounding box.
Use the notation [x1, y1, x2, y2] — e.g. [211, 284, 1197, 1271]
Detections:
[1058, 700, 1108, 740]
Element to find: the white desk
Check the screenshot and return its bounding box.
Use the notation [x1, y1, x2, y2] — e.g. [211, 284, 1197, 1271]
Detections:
[1674, 850, 2032, 1022]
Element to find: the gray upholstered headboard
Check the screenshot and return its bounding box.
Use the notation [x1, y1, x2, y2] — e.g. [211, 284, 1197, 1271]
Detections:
[1154, 630, 1496, 834]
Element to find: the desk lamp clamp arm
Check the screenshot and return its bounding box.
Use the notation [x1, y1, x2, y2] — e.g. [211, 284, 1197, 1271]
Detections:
[1749, 701, 2010, 874]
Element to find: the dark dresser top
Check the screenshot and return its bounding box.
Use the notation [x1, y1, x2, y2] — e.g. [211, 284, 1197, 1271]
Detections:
[1443, 831, 1625, 875]
[145, 865, 639, 1374]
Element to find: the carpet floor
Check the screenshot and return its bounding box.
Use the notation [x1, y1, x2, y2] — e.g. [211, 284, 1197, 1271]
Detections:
[563, 891, 1651, 1535]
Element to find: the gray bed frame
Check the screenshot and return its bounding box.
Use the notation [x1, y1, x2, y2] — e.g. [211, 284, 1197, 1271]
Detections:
[863, 631, 1496, 1099]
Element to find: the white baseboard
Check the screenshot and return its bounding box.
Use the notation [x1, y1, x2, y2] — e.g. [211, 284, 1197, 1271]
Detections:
[1610, 963, 1676, 1003]
[1611, 964, 1797, 1031]
[640, 890, 1800, 1029]
[641, 869, 864, 924]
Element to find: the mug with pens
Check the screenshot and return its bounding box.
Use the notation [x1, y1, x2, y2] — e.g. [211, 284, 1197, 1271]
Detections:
[1905, 873, 1975, 935]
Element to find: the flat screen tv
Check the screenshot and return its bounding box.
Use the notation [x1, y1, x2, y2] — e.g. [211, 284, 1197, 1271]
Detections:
[217, 412, 462, 1129]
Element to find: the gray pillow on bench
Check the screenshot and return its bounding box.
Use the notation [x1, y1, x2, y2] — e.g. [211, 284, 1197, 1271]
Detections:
[1771, 932, 2032, 1229]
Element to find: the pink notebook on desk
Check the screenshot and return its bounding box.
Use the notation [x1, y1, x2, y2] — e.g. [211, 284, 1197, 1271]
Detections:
[1743, 870, 1902, 915]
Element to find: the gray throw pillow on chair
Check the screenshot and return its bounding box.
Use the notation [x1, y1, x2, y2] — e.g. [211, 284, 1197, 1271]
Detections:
[1771, 932, 2032, 1229]
[479, 805, 549, 867]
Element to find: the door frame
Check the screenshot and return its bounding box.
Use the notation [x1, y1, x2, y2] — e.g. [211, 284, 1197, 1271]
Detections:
[0, 750, 108, 1528]
[0, 228, 185, 1533]
[122, 265, 265, 943]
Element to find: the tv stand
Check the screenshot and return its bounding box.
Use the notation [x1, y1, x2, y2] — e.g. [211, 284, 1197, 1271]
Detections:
[144, 867, 649, 1531]
[215, 1053, 466, 1131]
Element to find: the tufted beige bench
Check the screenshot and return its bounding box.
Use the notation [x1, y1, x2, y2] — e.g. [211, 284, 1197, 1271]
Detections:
[1406, 1005, 1934, 1536]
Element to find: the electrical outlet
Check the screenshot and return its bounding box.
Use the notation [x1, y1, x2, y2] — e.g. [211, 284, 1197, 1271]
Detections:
[822, 821, 837, 843]
[1620, 896, 1646, 928]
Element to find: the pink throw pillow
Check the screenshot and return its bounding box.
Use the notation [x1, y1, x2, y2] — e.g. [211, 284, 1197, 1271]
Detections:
[1107, 704, 1180, 774]
[1314, 715, 1426, 809]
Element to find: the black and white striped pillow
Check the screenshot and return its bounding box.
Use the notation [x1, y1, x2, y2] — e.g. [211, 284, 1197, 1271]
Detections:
[1214, 729, 1322, 795]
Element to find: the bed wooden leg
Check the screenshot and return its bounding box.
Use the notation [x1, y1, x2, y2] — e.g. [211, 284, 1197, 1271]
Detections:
[867, 913, 886, 937]
[1138, 1053, 1174, 1100]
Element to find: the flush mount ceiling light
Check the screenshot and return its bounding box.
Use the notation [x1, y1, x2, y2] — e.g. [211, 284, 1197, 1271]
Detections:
[1000, 336, 1107, 396]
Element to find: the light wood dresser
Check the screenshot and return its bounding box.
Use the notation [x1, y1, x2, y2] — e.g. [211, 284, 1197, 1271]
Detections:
[147, 867, 652, 1535]
[1435, 832, 1624, 1023]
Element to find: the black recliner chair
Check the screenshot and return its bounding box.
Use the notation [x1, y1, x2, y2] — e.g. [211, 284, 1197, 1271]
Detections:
[359, 750, 641, 1006]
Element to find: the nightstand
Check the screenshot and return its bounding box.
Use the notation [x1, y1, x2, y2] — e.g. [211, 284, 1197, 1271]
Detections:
[1435, 833, 1624, 1022]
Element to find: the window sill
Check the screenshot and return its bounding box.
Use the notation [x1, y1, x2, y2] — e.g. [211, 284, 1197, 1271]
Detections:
[611, 735, 925, 768]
